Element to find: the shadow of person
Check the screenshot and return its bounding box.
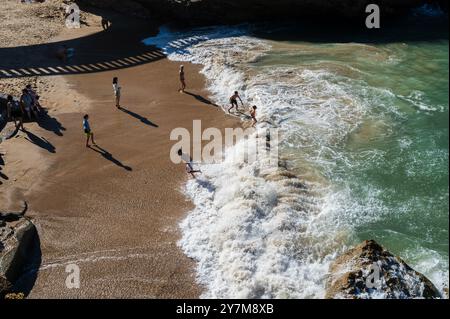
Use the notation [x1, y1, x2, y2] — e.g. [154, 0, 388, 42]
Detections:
[37, 111, 66, 136]
[118, 106, 158, 127]
[24, 130, 56, 153]
[0, 169, 8, 182]
[0, 153, 5, 185]
[184, 91, 219, 108]
[88, 145, 132, 171]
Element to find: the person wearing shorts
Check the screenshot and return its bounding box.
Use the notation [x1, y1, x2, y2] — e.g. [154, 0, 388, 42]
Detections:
[179, 65, 186, 93]
[250, 105, 257, 127]
[20, 89, 34, 120]
[113, 77, 121, 108]
[83, 114, 96, 147]
[228, 91, 243, 113]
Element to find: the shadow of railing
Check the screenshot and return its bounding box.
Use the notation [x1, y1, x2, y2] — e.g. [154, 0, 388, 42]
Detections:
[0, 13, 164, 79]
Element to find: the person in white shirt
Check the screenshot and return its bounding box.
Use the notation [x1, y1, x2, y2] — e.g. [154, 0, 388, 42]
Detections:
[112, 77, 121, 108]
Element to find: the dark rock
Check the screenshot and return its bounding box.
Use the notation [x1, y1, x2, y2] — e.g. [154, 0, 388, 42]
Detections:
[0, 216, 38, 296]
[76, 0, 438, 26]
[325, 240, 442, 299]
[0, 274, 12, 298]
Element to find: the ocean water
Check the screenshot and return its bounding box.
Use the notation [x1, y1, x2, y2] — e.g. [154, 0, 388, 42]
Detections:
[144, 11, 449, 298]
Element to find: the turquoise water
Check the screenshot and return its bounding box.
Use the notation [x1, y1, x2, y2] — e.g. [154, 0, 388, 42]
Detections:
[145, 13, 449, 297]
[259, 39, 449, 289]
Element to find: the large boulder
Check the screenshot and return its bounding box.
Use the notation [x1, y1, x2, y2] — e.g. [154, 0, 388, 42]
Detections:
[0, 215, 38, 298]
[325, 240, 442, 299]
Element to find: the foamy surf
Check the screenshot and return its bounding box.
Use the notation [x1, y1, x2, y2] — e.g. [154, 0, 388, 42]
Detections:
[144, 25, 449, 298]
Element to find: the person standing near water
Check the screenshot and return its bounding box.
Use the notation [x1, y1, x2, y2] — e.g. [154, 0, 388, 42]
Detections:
[228, 91, 244, 113]
[179, 65, 186, 93]
[83, 114, 96, 147]
[113, 77, 121, 108]
[178, 148, 201, 177]
[250, 105, 257, 127]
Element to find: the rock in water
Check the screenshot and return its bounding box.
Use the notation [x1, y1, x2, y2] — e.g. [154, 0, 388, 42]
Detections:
[325, 240, 442, 299]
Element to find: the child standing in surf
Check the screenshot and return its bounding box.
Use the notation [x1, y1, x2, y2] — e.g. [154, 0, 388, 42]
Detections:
[250, 105, 257, 127]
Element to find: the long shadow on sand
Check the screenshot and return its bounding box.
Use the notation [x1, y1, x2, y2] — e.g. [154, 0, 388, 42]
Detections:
[184, 91, 219, 108]
[88, 144, 132, 171]
[0, 151, 6, 185]
[24, 130, 56, 153]
[37, 111, 66, 137]
[118, 106, 158, 128]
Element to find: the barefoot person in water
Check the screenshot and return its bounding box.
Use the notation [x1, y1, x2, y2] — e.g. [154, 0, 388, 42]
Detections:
[179, 65, 186, 93]
[178, 148, 201, 177]
[250, 105, 257, 127]
[112, 77, 121, 108]
[228, 91, 244, 113]
[83, 114, 96, 147]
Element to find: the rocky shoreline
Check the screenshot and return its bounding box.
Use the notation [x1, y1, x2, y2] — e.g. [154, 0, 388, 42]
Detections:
[325, 240, 443, 299]
[0, 204, 39, 299]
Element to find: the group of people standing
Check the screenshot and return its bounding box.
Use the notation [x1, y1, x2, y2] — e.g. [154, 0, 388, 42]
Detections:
[5, 85, 43, 131]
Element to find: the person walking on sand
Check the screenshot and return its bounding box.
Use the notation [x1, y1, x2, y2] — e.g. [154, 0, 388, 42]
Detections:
[179, 65, 186, 93]
[113, 77, 121, 108]
[228, 91, 244, 113]
[20, 89, 35, 120]
[83, 114, 96, 147]
[250, 105, 257, 127]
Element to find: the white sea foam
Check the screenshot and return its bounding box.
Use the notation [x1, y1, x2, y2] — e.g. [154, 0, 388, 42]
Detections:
[144, 26, 448, 298]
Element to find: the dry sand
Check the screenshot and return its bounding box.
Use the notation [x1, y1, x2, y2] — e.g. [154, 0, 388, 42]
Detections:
[1, 1, 239, 298]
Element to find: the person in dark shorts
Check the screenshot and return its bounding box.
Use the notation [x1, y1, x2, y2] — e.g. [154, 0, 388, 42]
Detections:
[228, 91, 243, 113]
[83, 114, 96, 147]
[113, 77, 121, 108]
[250, 105, 257, 127]
[179, 65, 186, 93]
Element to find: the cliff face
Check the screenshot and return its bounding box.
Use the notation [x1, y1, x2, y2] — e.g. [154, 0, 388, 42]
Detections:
[77, 0, 440, 25]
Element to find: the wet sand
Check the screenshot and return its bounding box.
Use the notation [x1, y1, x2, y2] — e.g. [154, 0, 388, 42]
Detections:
[1, 8, 238, 298]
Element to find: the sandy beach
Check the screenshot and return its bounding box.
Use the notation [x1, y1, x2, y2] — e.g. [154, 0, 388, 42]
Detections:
[1, 1, 238, 298]
[2, 0, 447, 301]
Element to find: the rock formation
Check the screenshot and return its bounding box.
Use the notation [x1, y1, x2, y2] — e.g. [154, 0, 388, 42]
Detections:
[325, 240, 442, 299]
[77, 0, 445, 25]
[0, 203, 38, 298]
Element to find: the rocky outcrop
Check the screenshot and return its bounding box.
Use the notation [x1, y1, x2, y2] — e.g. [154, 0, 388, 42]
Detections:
[0, 204, 38, 298]
[0, 274, 12, 298]
[77, 0, 443, 25]
[325, 240, 442, 299]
